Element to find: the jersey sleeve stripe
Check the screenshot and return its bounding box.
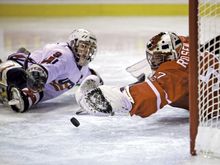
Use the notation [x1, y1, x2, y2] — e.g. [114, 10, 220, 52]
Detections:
[164, 90, 172, 104]
[145, 79, 161, 110]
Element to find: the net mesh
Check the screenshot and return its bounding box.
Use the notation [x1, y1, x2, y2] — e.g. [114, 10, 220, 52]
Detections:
[196, 0, 220, 157]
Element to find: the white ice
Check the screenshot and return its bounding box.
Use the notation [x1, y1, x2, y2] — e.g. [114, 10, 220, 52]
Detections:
[0, 17, 220, 165]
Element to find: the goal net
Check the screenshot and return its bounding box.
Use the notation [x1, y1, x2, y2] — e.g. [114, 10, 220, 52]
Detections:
[189, 0, 220, 157]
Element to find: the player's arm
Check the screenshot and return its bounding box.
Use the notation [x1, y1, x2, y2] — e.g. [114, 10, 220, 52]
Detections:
[129, 66, 189, 117]
[153, 68, 189, 108]
[39, 50, 70, 83]
[128, 77, 170, 118]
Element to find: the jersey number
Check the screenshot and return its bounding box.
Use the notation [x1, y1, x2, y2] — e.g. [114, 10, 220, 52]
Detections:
[153, 72, 166, 79]
[42, 52, 62, 64]
[50, 78, 75, 91]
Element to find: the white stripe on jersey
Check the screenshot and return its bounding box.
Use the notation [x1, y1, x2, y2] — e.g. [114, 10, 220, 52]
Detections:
[145, 78, 161, 110]
[164, 90, 172, 104]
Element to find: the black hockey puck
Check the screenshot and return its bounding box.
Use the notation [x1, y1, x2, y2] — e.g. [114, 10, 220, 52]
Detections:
[70, 117, 80, 127]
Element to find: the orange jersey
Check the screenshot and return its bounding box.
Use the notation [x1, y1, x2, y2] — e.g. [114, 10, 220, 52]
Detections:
[129, 36, 189, 118]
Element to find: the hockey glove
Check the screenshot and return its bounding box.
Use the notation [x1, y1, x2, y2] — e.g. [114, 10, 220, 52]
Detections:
[26, 64, 48, 92]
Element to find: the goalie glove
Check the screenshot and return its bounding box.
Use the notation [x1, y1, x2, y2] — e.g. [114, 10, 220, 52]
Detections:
[75, 75, 103, 98]
[26, 64, 48, 92]
[75, 75, 107, 115]
[75, 82, 132, 116]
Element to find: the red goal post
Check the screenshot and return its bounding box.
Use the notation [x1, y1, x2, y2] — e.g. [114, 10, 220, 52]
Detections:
[189, 0, 198, 156]
[189, 0, 220, 157]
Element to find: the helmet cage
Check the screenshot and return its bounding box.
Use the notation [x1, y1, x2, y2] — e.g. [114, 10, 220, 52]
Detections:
[68, 29, 97, 66]
[71, 40, 97, 66]
[146, 51, 176, 70]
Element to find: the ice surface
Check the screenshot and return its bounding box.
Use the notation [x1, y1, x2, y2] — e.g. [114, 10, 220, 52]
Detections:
[0, 16, 219, 165]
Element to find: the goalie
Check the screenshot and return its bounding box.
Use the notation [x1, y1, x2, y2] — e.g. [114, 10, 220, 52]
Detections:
[75, 32, 190, 117]
[0, 29, 103, 113]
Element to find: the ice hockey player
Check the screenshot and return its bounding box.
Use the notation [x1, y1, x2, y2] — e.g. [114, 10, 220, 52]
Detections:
[75, 32, 190, 117]
[0, 29, 103, 113]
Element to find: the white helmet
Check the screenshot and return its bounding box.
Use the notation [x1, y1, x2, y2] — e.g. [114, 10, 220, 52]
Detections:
[68, 29, 97, 66]
[146, 32, 182, 70]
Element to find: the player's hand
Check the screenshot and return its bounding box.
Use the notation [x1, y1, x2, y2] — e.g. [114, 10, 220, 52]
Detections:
[26, 64, 48, 92]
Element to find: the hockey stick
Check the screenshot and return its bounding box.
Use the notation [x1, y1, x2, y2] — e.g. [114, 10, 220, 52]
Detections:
[126, 58, 150, 79]
[76, 108, 89, 115]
